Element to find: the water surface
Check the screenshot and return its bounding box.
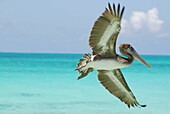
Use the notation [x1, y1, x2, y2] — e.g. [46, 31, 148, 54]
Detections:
[0, 53, 169, 114]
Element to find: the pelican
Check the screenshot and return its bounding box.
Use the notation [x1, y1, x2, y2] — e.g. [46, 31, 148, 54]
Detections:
[75, 3, 151, 108]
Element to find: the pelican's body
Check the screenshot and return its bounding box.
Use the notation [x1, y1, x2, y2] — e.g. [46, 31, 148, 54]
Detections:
[75, 3, 151, 108]
[89, 58, 128, 70]
[82, 56, 131, 71]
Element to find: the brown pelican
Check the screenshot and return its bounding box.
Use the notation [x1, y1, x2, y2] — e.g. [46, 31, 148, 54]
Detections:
[76, 3, 151, 108]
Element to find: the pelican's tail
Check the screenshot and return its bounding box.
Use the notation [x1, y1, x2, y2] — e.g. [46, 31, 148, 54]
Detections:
[75, 53, 93, 80]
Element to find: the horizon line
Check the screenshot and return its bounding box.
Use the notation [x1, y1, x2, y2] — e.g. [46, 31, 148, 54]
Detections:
[0, 51, 169, 56]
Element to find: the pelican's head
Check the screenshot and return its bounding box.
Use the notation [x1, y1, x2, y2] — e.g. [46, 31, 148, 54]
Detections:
[119, 44, 151, 68]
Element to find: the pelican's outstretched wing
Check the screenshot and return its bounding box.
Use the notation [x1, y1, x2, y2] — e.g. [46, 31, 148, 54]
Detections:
[98, 69, 146, 108]
[89, 3, 125, 57]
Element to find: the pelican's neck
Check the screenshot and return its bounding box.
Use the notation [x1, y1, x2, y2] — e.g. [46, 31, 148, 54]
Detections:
[118, 50, 134, 65]
[125, 53, 134, 64]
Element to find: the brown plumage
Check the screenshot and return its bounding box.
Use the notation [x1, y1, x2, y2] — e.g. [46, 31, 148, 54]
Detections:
[89, 3, 124, 56]
[98, 70, 139, 108]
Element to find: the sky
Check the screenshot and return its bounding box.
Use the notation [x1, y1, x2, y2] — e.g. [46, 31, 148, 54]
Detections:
[0, 0, 169, 55]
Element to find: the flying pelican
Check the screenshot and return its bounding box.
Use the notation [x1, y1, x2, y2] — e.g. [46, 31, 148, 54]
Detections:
[75, 3, 151, 108]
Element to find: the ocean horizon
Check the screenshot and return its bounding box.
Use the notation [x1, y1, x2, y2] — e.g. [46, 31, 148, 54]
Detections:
[0, 52, 169, 114]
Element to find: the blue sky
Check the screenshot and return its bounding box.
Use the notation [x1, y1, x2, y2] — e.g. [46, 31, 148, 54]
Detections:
[0, 0, 169, 55]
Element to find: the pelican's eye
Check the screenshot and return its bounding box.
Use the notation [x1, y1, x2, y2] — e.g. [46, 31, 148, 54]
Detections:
[124, 45, 129, 49]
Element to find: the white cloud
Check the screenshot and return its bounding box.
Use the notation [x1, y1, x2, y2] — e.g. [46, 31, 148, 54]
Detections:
[147, 8, 163, 32]
[130, 11, 146, 30]
[121, 7, 163, 33]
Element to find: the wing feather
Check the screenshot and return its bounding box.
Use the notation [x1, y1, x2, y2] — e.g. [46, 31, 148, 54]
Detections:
[98, 69, 141, 108]
[120, 6, 125, 20]
[89, 3, 125, 56]
[113, 3, 117, 16]
[117, 3, 120, 16]
[108, 3, 113, 14]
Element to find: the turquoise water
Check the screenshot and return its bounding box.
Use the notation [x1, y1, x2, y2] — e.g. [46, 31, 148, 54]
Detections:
[0, 53, 169, 114]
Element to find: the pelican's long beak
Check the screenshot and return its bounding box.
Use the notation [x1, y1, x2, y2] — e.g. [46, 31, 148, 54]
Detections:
[128, 48, 151, 68]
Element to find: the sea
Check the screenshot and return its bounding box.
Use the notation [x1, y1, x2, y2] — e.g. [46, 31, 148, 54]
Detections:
[0, 53, 169, 114]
